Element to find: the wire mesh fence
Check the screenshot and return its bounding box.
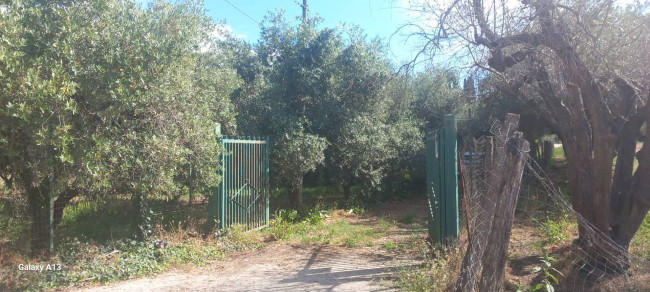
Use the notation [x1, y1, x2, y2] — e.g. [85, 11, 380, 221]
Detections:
[454, 115, 650, 291]
[0, 191, 210, 258]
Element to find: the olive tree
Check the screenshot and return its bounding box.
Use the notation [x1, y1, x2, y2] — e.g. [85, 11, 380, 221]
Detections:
[407, 0, 650, 267]
[0, 0, 238, 252]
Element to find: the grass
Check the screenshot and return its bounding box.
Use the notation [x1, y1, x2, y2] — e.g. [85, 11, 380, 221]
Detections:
[631, 214, 650, 260]
[1, 226, 252, 291]
[0, 195, 265, 291]
[266, 210, 396, 248]
[551, 145, 567, 166]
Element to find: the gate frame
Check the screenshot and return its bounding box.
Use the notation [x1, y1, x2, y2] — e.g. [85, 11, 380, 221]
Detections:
[209, 136, 269, 230]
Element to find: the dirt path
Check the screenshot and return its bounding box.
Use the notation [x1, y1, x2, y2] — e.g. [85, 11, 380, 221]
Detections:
[80, 244, 418, 291]
[78, 199, 429, 292]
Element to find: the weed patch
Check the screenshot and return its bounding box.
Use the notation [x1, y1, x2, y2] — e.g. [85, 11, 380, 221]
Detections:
[631, 214, 650, 260]
[267, 209, 395, 248]
[1, 237, 225, 291]
[395, 241, 464, 292]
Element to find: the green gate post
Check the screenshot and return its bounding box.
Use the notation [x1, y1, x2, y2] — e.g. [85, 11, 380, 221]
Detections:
[426, 115, 459, 244]
[443, 114, 459, 241]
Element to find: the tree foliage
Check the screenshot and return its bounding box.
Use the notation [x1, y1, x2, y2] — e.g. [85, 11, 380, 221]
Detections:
[0, 0, 239, 251]
[227, 12, 434, 206]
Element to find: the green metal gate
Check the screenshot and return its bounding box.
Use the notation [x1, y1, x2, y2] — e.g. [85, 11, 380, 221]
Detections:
[426, 114, 459, 243]
[210, 136, 269, 230]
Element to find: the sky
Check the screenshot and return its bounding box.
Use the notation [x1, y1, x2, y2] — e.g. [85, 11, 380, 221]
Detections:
[204, 0, 421, 66]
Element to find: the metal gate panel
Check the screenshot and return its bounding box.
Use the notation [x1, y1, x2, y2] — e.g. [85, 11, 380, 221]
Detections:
[212, 136, 269, 230]
[426, 114, 458, 243]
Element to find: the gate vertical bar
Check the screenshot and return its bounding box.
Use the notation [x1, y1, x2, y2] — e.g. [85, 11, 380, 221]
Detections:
[239, 141, 243, 225]
[236, 140, 239, 226]
[227, 140, 232, 227]
[220, 141, 226, 229]
[255, 141, 260, 228]
[265, 137, 270, 226]
[246, 140, 250, 227]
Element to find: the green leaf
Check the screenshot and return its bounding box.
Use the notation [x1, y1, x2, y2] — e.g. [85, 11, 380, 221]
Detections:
[548, 273, 558, 284]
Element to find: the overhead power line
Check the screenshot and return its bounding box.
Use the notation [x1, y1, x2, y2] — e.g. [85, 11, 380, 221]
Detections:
[223, 0, 259, 25]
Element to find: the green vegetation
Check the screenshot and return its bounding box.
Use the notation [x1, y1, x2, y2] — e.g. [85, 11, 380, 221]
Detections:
[267, 208, 394, 248]
[525, 249, 563, 292]
[0, 195, 264, 290]
[0, 0, 236, 254]
[0, 0, 649, 290]
[631, 214, 650, 260]
[381, 241, 397, 250]
[396, 242, 464, 292]
[6, 239, 225, 291]
[538, 219, 571, 246]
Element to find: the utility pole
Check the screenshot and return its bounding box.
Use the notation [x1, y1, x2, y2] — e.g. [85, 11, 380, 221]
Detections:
[302, 0, 309, 23]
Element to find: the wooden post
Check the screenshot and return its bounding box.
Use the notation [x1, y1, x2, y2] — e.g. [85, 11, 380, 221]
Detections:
[455, 114, 529, 292]
[478, 131, 529, 291]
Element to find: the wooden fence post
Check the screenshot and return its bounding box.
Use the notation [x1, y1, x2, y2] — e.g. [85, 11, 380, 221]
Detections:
[455, 113, 529, 292]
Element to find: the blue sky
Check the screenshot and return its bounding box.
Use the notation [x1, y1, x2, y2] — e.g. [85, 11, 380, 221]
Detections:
[205, 0, 420, 65]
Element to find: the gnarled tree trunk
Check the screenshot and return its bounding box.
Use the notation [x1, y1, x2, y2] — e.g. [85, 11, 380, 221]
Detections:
[466, 0, 650, 271]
